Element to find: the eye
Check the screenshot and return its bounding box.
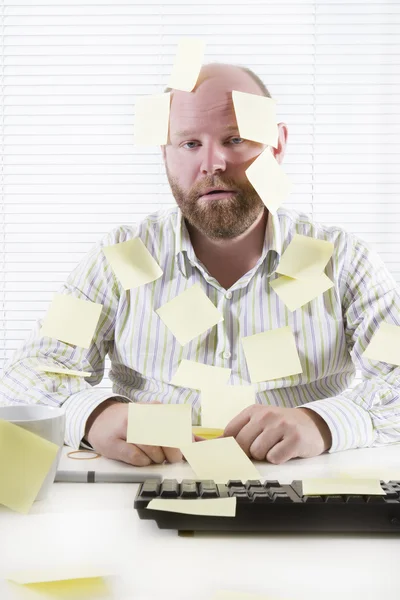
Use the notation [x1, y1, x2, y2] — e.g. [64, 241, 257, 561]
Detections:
[182, 137, 244, 150]
[230, 137, 244, 144]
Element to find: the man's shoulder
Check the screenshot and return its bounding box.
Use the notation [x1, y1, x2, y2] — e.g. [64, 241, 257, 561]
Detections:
[278, 206, 356, 248]
[100, 206, 178, 248]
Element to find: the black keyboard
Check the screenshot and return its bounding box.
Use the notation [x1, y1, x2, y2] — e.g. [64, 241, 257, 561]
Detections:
[134, 478, 400, 533]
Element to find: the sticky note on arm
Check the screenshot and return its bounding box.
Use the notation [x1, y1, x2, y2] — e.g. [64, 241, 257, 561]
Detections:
[167, 38, 205, 92]
[127, 403, 192, 447]
[36, 364, 92, 377]
[363, 322, 400, 367]
[102, 238, 163, 290]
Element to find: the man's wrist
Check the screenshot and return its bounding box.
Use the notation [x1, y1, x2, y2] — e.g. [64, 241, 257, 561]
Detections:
[298, 407, 332, 451]
[84, 398, 120, 440]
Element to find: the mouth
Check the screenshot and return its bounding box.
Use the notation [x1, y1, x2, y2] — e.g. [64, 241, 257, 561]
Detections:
[199, 189, 237, 199]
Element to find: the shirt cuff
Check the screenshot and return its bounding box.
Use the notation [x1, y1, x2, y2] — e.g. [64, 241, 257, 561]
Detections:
[62, 389, 131, 449]
[296, 395, 375, 453]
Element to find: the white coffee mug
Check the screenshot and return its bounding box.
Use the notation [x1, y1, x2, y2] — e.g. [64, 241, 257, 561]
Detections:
[0, 405, 66, 502]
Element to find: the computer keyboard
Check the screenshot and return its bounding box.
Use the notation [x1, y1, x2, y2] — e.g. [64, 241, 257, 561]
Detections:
[134, 478, 400, 533]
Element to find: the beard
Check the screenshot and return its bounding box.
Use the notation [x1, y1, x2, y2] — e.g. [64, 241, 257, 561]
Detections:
[165, 166, 265, 240]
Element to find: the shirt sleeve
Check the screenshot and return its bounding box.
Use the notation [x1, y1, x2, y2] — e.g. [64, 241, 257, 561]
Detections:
[0, 226, 133, 449]
[298, 234, 400, 453]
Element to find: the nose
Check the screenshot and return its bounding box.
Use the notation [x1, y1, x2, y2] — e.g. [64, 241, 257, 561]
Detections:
[199, 142, 227, 175]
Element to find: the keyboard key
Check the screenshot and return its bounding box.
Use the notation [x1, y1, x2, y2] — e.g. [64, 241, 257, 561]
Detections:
[303, 495, 323, 503]
[181, 480, 198, 498]
[229, 490, 250, 502]
[366, 495, 386, 503]
[227, 480, 244, 488]
[199, 481, 219, 498]
[245, 480, 263, 489]
[270, 492, 292, 503]
[160, 479, 179, 498]
[141, 480, 160, 497]
[345, 495, 365, 503]
[325, 495, 344, 503]
[264, 480, 281, 489]
[253, 492, 272, 503]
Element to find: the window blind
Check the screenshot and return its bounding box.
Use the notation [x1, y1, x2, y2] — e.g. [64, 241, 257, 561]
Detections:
[1, 0, 399, 391]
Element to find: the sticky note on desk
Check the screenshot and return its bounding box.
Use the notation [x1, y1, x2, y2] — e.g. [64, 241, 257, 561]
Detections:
[40, 293, 103, 349]
[102, 238, 163, 290]
[302, 478, 385, 496]
[37, 363, 92, 378]
[269, 272, 334, 312]
[127, 403, 192, 447]
[245, 148, 292, 214]
[133, 92, 171, 146]
[148, 497, 236, 517]
[276, 234, 334, 280]
[201, 385, 255, 429]
[241, 326, 302, 383]
[170, 360, 231, 390]
[181, 437, 261, 483]
[363, 322, 400, 367]
[167, 38, 205, 92]
[156, 283, 223, 345]
[232, 90, 279, 148]
[0, 420, 59, 514]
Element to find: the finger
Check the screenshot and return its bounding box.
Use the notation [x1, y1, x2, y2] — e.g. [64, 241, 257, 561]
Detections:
[111, 439, 152, 467]
[136, 444, 166, 464]
[266, 437, 297, 464]
[162, 446, 184, 463]
[223, 406, 254, 438]
[230, 418, 265, 457]
[249, 428, 283, 461]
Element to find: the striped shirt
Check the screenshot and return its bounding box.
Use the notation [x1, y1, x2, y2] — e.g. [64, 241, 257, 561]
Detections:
[1, 206, 400, 452]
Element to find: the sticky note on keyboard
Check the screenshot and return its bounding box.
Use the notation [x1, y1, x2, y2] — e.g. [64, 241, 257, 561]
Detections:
[302, 478, 385, 496]
[133, 92, 171, 146]
[201, 385, 255, 429]
[37, 363, 92, 378]
[156, 283, 223, 345]
[181, 437, 261, 483]
[245, 148, 292, 214]
[127, 403, 192, 448]
[363, 322, 400, 367]
[40, 293, 103, 349]
[232, 90, 279, 148]
[102, 238, 163, 290]
[276, 234, 334, 280]
[170, 360, 231, 390]
[0, 420, 59, 514]
[167, 38, 205, 92]
[148, 497, 236, 517]
[269, 273, 334, 312]
[241, 326, 303, 383]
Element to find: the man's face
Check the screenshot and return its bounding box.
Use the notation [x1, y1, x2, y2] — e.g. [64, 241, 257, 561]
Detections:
[162, 73, 270, 240]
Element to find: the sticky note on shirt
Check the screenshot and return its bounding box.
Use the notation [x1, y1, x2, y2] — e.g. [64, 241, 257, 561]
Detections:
[37, 363, 92, 378]
[302, 478, 385, 496]
[40, 293, 103, 349]
[148, 497, 236, 517]
[232, 90, 279, 148]
[167, 38, 205, 92]
[102, 238, 163, 290]
[127, 403, 192, 448]
[245, 148, 293, 214]
[276, 234, 334, 280]
[180, 437, 261, 483]
[363, 322, 400, 367]
[170, 360, 231, 390]
[133, 92, 171, 145]
[269, 273, 334, 312]
[241, 326, 303, 383]
[0, 420, 59, 514]
[201, 385, 255, 429]
[156, 283, 223, 346]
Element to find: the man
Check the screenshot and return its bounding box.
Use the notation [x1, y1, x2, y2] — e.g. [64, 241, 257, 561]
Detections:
[1, 63, 400, 467]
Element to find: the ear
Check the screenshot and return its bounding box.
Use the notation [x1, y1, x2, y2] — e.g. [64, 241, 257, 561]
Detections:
[272, 123, 288, 165]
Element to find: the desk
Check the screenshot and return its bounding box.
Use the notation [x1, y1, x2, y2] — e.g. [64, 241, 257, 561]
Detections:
[1, 445, 400, 600]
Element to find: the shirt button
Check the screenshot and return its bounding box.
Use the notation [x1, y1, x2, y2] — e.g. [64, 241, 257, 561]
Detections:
[223, 350, 231, 360]
[225, 291, 232, 299]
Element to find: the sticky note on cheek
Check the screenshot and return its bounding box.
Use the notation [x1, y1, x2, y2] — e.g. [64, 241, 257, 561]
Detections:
[245, 148, 293, 214]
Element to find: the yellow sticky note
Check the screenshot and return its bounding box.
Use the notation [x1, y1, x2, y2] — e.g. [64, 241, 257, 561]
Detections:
[276, 234, 334, 280]
[269, 273, 334, 312]
[133, 92, 171, 146]
[37, 363, 92, 378]
[363, 322, 400, 367]
[167, 38, 205, 92]
[201, 385, 255, 429]
[302, 478, 385, 496]
[245, 148, 293, 214]
[213, 593, 275, 600]
[192, 427, 224, 439]
[156, 283, 223, 346]
[0, 420, 59, 514]
[127, 403, 192, 447]
[232, 90, 279, 148]
[148, 497, 236, 517]
[40, 293, 103, 349]
[241, 326, 303, 383]
[170, 360, 231, 390]
[102, 238, 163, 290]
[180, 437, 261, 483]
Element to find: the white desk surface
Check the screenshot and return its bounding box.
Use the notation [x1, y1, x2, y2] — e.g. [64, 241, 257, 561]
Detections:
[1, 444, 400, 600]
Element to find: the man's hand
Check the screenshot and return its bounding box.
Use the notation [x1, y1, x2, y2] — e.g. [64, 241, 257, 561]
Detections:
[85, 400, 183, 466]
[224, 405, 332, 464]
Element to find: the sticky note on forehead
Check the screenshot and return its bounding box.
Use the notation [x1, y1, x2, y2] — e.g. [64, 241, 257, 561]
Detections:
[363, 322, 400, 367]
[0, 419, 59, 514]
[127, 403, 192, 448]
[269, 272, 334, 312]
[167, 38, 205, 92]
[245, 148, 292, 214]
[133, 92, 171, 146]
[102, 238, 163, 290]
[156, 283, 223, 346]
[241, 326, 303, 383]
[232, 90, 279, 148]
[201, 385, 255, 429]
[40, 293, 103, 349]
[170, 359, 231, 390]
[276, 234, 334, 279]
